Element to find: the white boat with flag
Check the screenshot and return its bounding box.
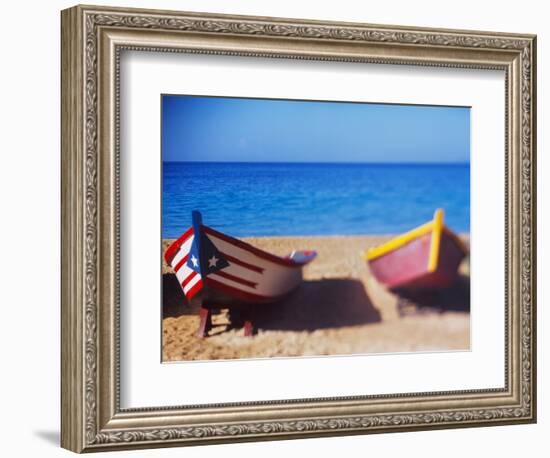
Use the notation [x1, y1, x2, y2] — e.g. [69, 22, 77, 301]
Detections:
[164, 211, 317, 337]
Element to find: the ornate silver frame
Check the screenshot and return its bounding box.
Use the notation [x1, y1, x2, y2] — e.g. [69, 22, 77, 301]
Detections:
[61, 4, 537, 453]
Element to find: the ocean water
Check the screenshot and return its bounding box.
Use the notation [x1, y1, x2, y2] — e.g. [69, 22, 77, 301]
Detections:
[162, 162, 470, 238]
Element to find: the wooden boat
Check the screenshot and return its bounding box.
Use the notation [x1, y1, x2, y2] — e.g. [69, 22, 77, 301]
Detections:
[164, 211, 317, 337]
[363, 209, 467, 291]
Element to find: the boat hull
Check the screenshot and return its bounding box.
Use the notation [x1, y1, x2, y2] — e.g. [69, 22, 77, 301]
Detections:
[165, 225, 315, 307]
[188, 280, 294, 310]
[165, 211, 316, 336]
[368, 228, 465, 291]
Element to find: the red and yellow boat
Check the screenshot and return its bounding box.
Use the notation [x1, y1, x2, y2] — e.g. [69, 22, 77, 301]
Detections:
[363, 209, 468, 291]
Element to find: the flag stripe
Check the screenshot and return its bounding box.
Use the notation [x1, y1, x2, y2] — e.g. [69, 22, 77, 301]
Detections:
[185, 279, 203, 300]
[183, 273, 202, 294]
[204, 278, 288, 303]
[173, 254, 189, 273]
[214, 270, 257, 288]
[209, 270, 298, 297]
[221, 252, 264, 273]
[218, 262, 263, 284]
[207, 234, 287, 272]
[175, 264, 193, 284]
[181, 271, 198, 289]
[164, 227, 194, 264]
[208, 273, 262, 294]
[170, 236, 195, 268]
[204, 226, 305, 267]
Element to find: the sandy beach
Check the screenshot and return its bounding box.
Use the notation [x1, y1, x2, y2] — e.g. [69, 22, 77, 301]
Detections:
[162, 235, 470, 362]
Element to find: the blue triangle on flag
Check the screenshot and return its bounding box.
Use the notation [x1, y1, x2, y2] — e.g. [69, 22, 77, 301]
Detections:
[186, 210, 229, 277]
[198, 231, 229, 275]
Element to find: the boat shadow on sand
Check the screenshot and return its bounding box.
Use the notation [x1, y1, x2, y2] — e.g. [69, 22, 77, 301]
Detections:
[162, 273, 381, 331]
[393, 273, 470, 317]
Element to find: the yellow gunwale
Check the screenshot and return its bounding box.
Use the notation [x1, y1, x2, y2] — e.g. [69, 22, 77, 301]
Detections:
[363, 220, 435, 261]
[427, 209, 444, 272]
[363, 209, 447, 266]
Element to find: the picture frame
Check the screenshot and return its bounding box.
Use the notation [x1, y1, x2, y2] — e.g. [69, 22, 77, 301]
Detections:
[61, 4, 536, 453]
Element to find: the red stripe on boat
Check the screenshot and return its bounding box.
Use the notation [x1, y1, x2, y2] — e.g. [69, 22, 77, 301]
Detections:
[173, 254, 189, 273]
[164, 227, 194, 265]
[204, 226, 304, 268]
[204, 278, 288, 303]
[220, 252, 264, 273]
[181, 271, 198, 289]
[185, 279, 203, 300]
[213, 270, 258, 288]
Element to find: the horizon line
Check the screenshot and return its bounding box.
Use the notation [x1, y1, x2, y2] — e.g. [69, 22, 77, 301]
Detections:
[162, 160, 470, 165]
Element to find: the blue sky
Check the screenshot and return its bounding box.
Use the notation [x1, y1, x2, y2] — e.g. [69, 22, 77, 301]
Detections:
[162, 95, 470, 163]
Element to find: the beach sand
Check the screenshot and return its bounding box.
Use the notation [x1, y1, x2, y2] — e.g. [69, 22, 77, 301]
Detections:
[162, 235, 470, 361]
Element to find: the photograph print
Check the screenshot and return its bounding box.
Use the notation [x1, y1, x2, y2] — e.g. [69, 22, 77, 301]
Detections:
[161, 94, 470, 362]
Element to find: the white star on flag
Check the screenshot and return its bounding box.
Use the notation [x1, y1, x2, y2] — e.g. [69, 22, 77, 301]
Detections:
[208, 255, 218, 268]
[191, 255, 199, 267]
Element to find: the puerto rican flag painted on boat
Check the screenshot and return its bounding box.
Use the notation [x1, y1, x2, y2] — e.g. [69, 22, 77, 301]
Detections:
[164, 212, 316, 303]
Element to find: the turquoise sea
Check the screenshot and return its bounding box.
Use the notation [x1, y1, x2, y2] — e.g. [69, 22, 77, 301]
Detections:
[162, 162, 470, 238]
